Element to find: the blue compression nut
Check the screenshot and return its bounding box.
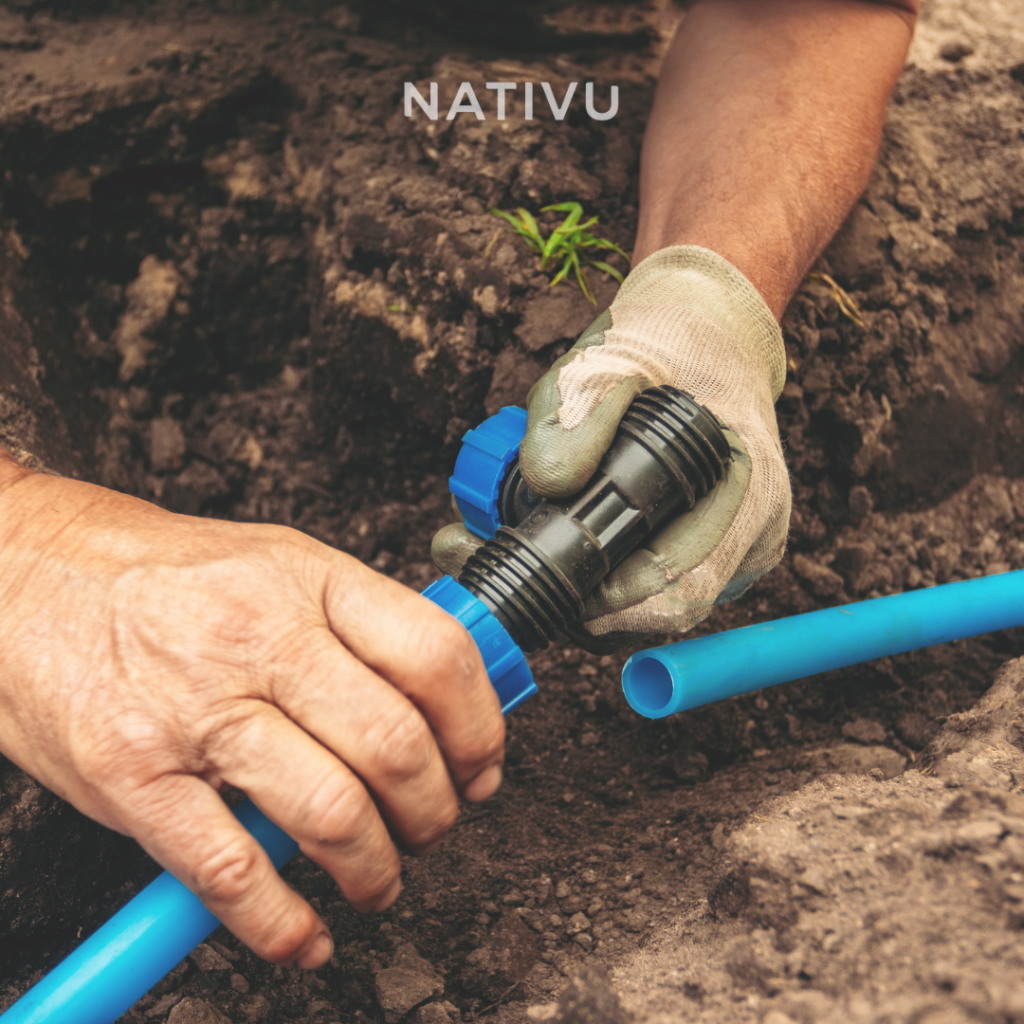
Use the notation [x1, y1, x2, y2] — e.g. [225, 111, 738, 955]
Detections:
[422, 575, 537, 712]
[448, 406, 527, 539]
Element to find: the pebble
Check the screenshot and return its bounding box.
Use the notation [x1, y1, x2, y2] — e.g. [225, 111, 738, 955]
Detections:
[374, 944, 444, 1024]
[580, 869, 598, 885]
[189, 943, 232, 972]
[566, 912, 591, 935]
[574, 933, 594, 950]
[555, 880, 572, 899]
[230, 974, 249, 994]
[145, 994, 182, 1018]
[167, 998, 230, 1024]
[841, 718, 887, 745]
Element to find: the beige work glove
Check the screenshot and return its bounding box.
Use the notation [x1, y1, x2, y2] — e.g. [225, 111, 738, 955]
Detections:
[433, 245, 790, 645]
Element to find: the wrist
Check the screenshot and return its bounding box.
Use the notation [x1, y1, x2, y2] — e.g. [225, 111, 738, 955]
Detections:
[612, 245, 786, 403]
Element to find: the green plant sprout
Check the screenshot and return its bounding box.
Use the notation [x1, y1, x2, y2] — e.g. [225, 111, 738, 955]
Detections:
[490, 202, 630, 304]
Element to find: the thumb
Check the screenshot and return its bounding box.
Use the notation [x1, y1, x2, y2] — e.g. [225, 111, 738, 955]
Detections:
[431, 522, 484, 579]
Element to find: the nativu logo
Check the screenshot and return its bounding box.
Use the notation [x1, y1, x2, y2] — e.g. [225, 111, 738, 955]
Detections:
[404, 81, 619, 122]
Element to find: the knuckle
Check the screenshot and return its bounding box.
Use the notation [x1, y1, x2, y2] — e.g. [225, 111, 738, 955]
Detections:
[303, 775, 373, 847]
[372, 703, 437, 782]
[415, 615, 482, 686]
[474, 717, 507, 765]
[192, 839, 263, 907]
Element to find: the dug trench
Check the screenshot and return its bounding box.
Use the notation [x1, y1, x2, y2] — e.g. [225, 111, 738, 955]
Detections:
[2, 2, 1024, 1022]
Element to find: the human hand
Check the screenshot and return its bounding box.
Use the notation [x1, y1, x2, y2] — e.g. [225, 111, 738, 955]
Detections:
[0, 455, 504, 968]
[433, 245, 791, 644]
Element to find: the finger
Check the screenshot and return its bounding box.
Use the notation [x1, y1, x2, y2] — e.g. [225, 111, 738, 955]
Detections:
[520, 309, 649, 498]
[583, 433, 752, 620]
[320, 556, 505, 795]
[520, 373, 649, 497]
[127, 773, 332, 967]
[431, 522, 482, 578]
[257, 639, 462, 852]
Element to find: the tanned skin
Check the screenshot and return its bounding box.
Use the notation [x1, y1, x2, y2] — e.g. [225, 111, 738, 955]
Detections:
[636, 0, 920, 316]
[0, 0, 916, 969]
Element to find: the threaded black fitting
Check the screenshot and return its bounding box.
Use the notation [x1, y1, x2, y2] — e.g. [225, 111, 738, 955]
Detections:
[458, 386, 731, 652]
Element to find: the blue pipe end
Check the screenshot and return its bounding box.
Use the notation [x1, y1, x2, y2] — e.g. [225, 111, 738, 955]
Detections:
[621, 654, 677, 717]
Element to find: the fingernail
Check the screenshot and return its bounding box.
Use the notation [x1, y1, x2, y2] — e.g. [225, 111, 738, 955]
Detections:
[464, 763, 503, 803]
[296, 931, 333, 970]
[373, 876, 403, 913]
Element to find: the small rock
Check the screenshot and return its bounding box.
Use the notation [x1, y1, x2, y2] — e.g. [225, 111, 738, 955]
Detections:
[526, 1004, 560, 1022]
[555, 880, 572, 899]
[189, 943, 233, 972]
[896, 711, 939, 749]
[554, 966, 630, 1024]
[208, 941, 237, 963]
[534, 876, 553, 903]
[460, 911, 538, 1003]
[513, 289, 597, 352]
[230, 974, 249, 994]
[150, 417, 186, 474]
[792, 553, 845, 599]
[241, 995, 270, 1023]
[413, 1004, 453, 1024]
[940, 41, 974, 62]
[848, 485, 874, 521]
[566, 912, 591, 935]
[573, 933, 593, 950]
[167, 998, 230, 1024]
[580, 870, 597, 886]
[841, 718, 887, 745]
[145, 994, 182, 1018]
[374, 944, 444, 1024]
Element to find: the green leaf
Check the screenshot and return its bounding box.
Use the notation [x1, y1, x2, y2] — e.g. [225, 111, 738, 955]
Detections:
[549, 257, 572, 287]
[589, 259, 625, 284]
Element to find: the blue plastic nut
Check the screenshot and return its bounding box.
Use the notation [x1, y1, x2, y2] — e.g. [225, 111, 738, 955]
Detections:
[422, 575, 536, 713]
[448, 406, 527, 539]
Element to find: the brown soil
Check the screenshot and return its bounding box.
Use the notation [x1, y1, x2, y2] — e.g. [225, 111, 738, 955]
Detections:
[1, 3, 1024, 1023]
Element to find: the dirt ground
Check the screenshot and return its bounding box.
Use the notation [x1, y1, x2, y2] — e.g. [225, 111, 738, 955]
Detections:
[1, 1, 1024, 1022]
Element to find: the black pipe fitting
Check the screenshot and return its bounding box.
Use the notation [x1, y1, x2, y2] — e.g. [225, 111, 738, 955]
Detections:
[458, 386, 731, 651]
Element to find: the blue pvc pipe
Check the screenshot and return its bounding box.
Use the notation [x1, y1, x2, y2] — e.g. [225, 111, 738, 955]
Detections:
[622, 569, 1024, 719]
[1, 577, 530, 1024]
[0, 800, 297, 1024]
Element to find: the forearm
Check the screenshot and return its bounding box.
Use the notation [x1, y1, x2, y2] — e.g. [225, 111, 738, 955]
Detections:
[0, 445, 31, 492]
[635, 0, 918, 318]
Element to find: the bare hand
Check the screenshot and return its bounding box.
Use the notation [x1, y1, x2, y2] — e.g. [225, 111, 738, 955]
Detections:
[0, 458, 504, 968]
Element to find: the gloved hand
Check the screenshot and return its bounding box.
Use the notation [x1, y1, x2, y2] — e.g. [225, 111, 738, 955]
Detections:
[433, 245, 790, 644]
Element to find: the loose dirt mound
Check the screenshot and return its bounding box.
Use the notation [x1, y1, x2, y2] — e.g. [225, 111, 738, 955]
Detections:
[1, 2, 1024, 1022]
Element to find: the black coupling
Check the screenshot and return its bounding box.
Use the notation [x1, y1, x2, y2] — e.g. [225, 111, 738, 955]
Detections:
[458, 386, 731, 652]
